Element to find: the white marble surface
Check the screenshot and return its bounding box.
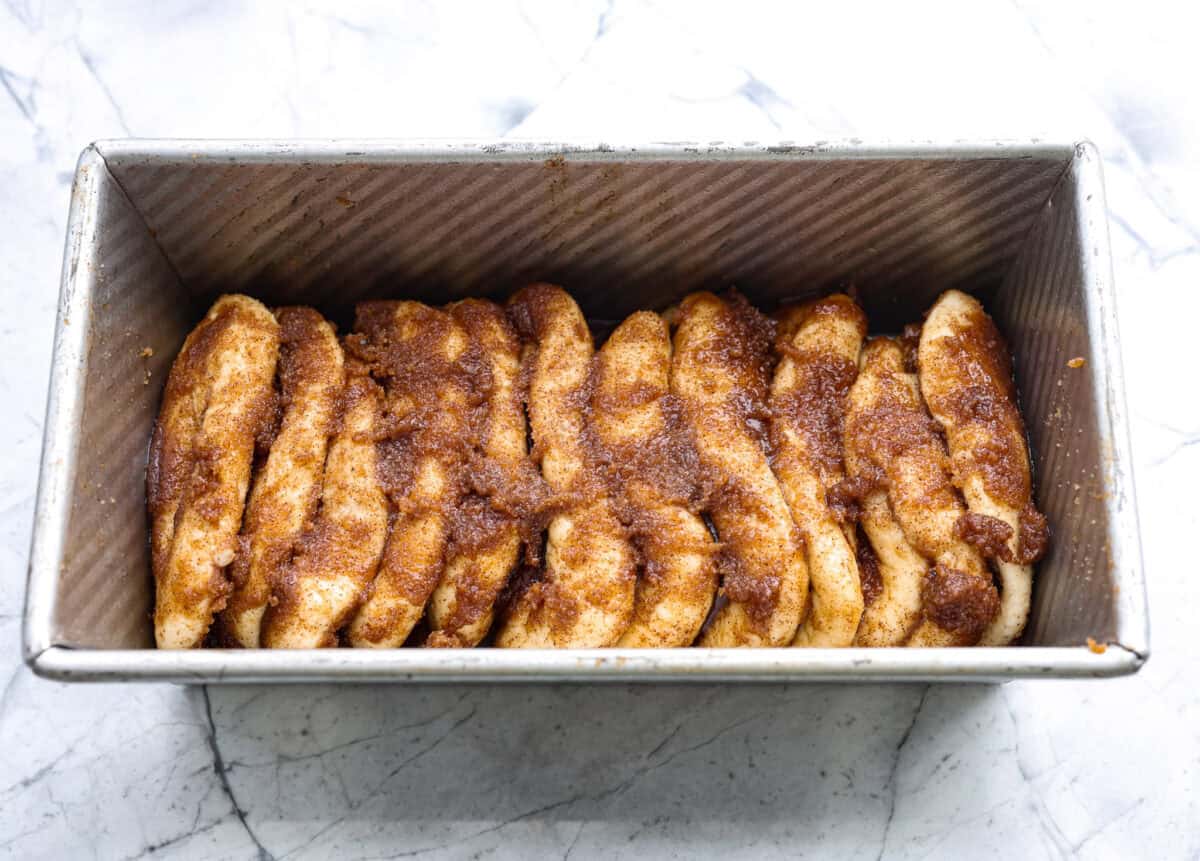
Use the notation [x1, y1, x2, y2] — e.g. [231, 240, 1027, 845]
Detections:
[2, 1, 1198, 858]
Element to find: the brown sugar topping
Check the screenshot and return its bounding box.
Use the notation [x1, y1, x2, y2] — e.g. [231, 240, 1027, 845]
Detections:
[148, 294, 281, 648]
[927, 313, 1030, 510]
[493, 284, 639, 645]
[919, 291, 1050, 617]
[921, 563, 1000, 640]
[855, 524, 883, 607]
[354, 301, 479, 510]
[844, 341, 946, 475]
[1016, 502, 1050, 564]
[722, 290, 777, 417]
[339, 302, 484, 636]
[770, 351, 858, 489]
[955, 512, 1015, 560]
[146, 303, 242, 541]
[826, 472, 882, 524]
[673, 290, 809, 641]
[718, 545, 780, 627]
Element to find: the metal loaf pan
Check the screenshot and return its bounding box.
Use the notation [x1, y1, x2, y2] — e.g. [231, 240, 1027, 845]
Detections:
[23, 140, 1148, 682]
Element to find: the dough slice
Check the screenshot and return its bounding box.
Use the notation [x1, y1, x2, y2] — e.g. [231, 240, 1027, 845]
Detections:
[673, 292, 809, 647]
[496, 284, 637, 648]
[262, 366, 389, 648]
[148, 295, 279, 649]
[593, 311, 717, 648]
[220, 307, 344, 647]
[918, 290, 1049, 645]
[844, 338, 998, 647]
[426, 299, 534, 647]
[346, 302, 474, 648]
[769, 295, 866, 647]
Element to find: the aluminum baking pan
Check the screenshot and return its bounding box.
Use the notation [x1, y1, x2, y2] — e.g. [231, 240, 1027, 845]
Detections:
[23, 139, 1148, 682]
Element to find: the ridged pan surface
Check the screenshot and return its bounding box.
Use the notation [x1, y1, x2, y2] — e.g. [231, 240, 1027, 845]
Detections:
[992, 149, 1143, 648]
[103, 148, 1065, 329]
[50, 154, 193, 649]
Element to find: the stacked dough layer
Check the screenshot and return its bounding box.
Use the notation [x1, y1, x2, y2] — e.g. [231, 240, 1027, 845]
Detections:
[148, 287, 1047, 649]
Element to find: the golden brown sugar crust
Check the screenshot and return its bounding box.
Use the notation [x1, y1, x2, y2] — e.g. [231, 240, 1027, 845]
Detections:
[218, 307, 345, 647]
[672, 291, 809, 647]
[148, 294, 280, 649]
[496, 284, 637, 648]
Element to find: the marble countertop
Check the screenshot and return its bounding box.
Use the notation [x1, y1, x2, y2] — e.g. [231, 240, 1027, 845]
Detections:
[2, 2, 1197, 858]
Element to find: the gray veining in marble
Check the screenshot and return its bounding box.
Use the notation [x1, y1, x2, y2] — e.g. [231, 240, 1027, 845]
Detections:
[2, 1, 1198, 858]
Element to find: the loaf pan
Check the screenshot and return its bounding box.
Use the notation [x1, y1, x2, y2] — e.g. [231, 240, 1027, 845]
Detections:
[23, 140, 1148, 682]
